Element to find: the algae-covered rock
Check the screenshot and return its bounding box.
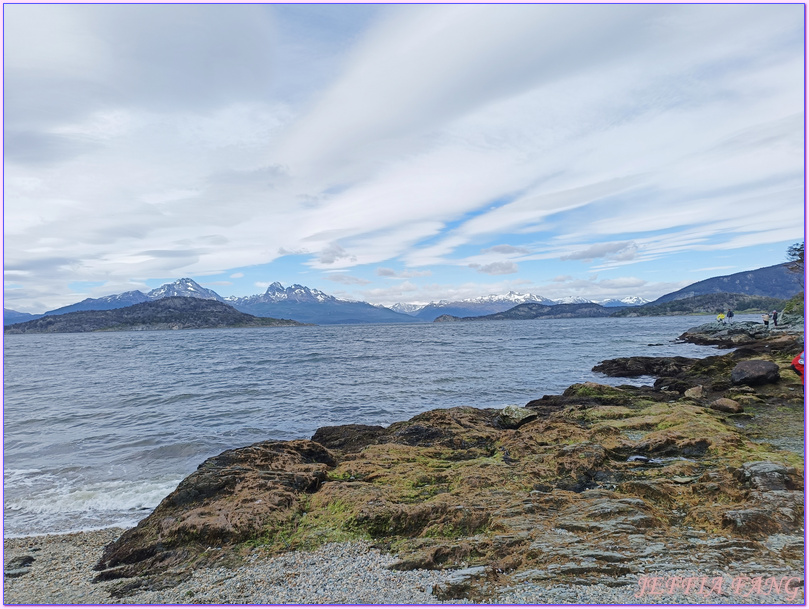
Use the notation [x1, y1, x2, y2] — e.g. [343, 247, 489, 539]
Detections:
[731, 360, 780, 386]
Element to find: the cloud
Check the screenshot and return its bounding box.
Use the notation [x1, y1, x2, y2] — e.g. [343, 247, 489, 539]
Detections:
[230, 272, 244, 278]
[560, 241, 638, 262]
[318, 243, 355, 264]
[481, 244, 531, 255]
[470, 261, 519, 275]
[2, 4, 804, 311]
[376, 267, 432, 278]
[325, 274, 371, 285]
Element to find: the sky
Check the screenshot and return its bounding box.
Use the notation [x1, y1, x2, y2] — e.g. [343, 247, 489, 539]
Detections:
[3, 3, 805, 313]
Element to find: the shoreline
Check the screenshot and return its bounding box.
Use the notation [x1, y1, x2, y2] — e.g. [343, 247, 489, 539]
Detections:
[4, 528, 804, 605]
[5, 318, 804, 604]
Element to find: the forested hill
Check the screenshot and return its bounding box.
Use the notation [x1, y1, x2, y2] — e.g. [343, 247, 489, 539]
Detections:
[611, 293, 788, 317]
[652, 263, 800, 303]
[3, 297, 306, 334]
[434, 302, 614, 321]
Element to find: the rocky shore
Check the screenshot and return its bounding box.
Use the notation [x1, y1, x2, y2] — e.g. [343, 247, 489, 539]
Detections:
[5, 317, 804, 604]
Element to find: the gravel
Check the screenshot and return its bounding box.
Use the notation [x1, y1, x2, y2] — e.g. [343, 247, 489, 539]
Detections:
[4, 528, 804, 605]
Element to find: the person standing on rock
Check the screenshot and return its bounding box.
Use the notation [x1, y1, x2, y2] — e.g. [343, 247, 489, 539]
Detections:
[726, 309, 734, 324]
[771, 310, 778, 327]
[761, 312, 770, 328]
[716, 312, 726, 325]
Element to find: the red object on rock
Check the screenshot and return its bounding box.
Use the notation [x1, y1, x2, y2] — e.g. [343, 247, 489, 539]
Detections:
[791, 352, 804, 383]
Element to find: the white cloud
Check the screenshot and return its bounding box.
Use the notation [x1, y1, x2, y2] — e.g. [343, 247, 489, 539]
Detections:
[376, 267, 432, 278]
[3, 4, 804, 310]
[470, 261, 519, 275]
[325, 274, 371, 285]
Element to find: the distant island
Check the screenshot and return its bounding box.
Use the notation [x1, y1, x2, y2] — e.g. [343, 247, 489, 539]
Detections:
[434, 302, 614, 322]
[3, 297, 306, 334]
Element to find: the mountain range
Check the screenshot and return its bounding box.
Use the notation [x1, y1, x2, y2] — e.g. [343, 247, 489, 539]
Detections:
[4, 263, 800, 326]
[393, 293, 649, 321]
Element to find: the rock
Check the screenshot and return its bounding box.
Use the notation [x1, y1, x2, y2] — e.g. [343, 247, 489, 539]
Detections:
[709, 398, 743, 413]
[730, 360, 780, 386]
[5, 556, 35, 569]
[4, 555, 35, 579]
[684, 385, 705, 399]
[311, 424, 386, 454]
[592, 357, 698, 378]
[94, 440, 336, 586]
[495, 405, 537, 429]
[738, 462, 797, 491]
[431, 566, 487, 600]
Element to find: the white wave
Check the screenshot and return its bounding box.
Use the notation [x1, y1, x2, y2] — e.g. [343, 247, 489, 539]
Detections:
[5, 476, 181, 515]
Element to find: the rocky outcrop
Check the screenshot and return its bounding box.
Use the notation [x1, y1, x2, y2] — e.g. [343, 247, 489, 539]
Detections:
[94, 440, 336, 592]
[93, 329, 804, 600]
[678, 318, 804, 350]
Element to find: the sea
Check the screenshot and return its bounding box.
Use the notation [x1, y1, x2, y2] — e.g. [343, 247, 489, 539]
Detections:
[3, 314, 756, 538]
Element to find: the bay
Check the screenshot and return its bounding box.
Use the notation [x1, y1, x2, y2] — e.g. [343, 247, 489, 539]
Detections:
[3, 315, 747, 537]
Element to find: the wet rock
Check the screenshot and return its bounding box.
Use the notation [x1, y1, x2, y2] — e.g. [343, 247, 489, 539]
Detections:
[730, 360, 780, 386]
[592, 357, 697, 378]
[4, 555, 35, 578]
[709, 398, 743, 413]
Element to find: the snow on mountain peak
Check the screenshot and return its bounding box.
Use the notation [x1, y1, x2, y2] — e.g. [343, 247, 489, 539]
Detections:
[147, 278, 223, 301]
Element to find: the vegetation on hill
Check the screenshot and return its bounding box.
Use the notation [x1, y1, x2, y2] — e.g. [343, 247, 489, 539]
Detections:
[3, 297, 306, 334]
[433, 302, 614, 322]
[611, 292, 788, 317]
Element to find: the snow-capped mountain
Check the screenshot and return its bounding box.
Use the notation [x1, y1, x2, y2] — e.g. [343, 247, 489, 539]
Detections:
[29, 279, 417, 326]
[224, 282, 416, 324]
[42, 290, 151, 316]
[389, 302, 427, 315]
[598, 296, 651, 307]
[146, 278, 223, 301]
[406, 291, 556, 321]
[553, 296, 597, 305]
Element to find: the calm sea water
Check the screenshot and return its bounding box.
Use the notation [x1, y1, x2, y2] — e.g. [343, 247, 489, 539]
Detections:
[4, 315, 744, 537]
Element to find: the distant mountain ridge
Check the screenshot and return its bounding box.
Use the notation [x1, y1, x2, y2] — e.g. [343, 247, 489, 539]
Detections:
[434, 302, 616, 322]
[4, 297, 305, 334]
[394, 292, 648, 321]
[9, 278, 417, 326]
[3, 262, 799, 325]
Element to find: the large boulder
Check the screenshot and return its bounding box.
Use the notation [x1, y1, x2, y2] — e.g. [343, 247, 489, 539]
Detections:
[730, 360, 780, 386]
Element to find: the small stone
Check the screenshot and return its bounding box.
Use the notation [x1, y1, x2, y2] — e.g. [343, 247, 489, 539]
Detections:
[5, 555, 35, 569]
[496, 405, 537, 429]
[684, 385, 704, 399]
[709, 398, 743, 413]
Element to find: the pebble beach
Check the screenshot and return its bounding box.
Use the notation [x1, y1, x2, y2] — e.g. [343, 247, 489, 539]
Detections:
[4, 528, 804, 605]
